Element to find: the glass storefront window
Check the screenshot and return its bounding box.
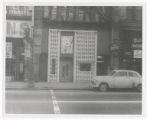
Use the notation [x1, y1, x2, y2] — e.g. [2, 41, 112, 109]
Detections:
[79, 63, 91, 71]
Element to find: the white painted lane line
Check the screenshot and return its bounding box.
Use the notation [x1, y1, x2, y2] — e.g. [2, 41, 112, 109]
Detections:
[57, 100, 142, 104]
[50, 90, 61, 114]
[6, 100, 141, 104]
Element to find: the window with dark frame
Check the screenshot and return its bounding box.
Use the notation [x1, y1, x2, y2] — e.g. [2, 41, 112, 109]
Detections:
[79, 63, 91, 71]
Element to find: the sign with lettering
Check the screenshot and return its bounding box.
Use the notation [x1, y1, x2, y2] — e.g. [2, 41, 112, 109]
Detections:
[132, 38, 142, 49]
[6, 42, 12, 58]
[133, 50, 142, 58]
[6, 20, 32, 38]
[6, 6, 32, 17]
[61, 36, 73, 54]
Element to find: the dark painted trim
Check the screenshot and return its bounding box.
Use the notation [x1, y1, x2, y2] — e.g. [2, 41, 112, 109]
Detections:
[6, 16, 32, 21]
[42, 19, 112, 30]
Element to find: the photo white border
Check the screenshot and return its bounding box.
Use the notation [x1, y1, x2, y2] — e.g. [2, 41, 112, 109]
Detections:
[0, 0, 146, 120]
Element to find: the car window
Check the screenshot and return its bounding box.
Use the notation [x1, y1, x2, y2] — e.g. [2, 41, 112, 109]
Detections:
[128, 72, 139, 77]
[114, 72, 127, 77]
[124, 72, 128, 76]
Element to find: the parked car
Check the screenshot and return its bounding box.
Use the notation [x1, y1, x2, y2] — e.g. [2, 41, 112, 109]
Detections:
[90, 70, 142, 92]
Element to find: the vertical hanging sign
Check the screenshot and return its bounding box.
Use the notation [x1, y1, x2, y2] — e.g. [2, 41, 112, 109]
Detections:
[6, 42, 12, 58]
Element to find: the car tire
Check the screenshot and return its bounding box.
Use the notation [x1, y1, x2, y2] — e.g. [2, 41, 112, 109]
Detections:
[137, 84, 142, 92]
[99, 83, 109, 92]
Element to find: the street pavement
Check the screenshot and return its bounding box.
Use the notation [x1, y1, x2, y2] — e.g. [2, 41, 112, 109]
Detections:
[5, 89, 142, 114]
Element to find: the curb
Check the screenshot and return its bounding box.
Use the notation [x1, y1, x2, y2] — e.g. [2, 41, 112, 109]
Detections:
[5, 87, 92, 91]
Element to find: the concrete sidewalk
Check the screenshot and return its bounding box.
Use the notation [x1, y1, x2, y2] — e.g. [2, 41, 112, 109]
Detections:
[5, 81, 91, 90]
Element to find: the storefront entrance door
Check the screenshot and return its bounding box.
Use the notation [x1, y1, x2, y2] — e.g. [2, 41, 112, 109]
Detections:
[60, 59, 73, 82]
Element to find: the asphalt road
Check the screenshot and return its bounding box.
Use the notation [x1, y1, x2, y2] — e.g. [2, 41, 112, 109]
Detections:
[5, 89, 142, 114]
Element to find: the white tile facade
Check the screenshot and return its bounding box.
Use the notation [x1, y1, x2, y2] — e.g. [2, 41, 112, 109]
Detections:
[74, 31, 97, 82]
[48, 29, 60, 82]
[48, 29, 97, 82]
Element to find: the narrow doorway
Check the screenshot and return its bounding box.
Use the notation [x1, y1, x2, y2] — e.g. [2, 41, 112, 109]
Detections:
[60, 58, 73, 82]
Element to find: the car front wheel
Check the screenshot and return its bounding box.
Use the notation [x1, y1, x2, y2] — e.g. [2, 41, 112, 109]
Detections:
[99, 83, 109, 92]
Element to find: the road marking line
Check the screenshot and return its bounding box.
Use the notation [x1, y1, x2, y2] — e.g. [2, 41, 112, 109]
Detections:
[57, 100, 142, 104]
[50, 90, 61, 114]
[6, 100, 141, 104]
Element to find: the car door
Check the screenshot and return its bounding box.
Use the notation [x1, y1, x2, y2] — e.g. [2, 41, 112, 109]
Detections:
[128, 72, 140, 87]
[113, 71, 130, 88]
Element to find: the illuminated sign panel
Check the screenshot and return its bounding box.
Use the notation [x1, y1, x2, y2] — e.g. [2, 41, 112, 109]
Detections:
[6, 20, 32, 38]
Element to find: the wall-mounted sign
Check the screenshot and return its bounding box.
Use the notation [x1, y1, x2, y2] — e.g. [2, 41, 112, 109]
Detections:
[6, 20, 32, 38]
[6, 42, 12, 58]
[132, 38, 142, 49]
[61, 36, 73, 54]
[133, 50, 142, 58]
[6, 6, 32, 17]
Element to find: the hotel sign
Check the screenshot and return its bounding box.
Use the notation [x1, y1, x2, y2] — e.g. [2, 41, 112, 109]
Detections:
[6, 20, 32, 38]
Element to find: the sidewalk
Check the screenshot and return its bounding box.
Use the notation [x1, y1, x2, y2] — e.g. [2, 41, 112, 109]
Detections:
[6, 81, 91, 90]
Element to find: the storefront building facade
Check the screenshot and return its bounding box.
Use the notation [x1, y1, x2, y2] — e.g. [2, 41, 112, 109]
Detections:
[6, 6, 33, 81]
[47, 29, 97, 82]
[110, 6, 142, 74]
[33, 6, 112, 82]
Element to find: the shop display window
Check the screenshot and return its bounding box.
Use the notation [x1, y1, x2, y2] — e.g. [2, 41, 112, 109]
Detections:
[79, 63, 91, 71]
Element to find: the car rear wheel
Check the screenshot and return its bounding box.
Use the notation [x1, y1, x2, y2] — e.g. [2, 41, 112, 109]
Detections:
[99, 83, 109, 92]
[137, 84, 142, 92]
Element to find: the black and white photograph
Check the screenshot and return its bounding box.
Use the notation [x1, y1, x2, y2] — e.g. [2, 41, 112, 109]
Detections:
[1, 0, 146, 119]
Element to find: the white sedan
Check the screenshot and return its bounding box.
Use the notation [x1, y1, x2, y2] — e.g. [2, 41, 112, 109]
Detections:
[91, 70, 142, 92]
